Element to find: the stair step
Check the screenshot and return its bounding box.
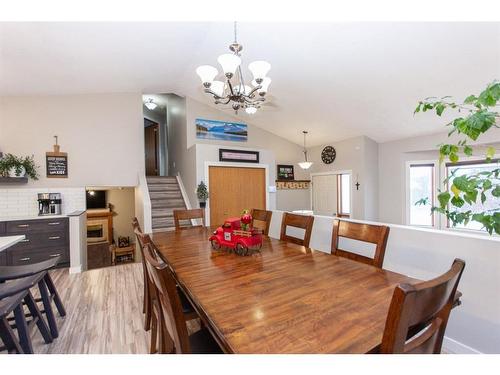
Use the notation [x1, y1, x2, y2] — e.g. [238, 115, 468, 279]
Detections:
[149, 191, 182, 200]
[151, 209, 174, 218]
[147, 176, 178, 184]
[152, 217, 175, 228]
[151, 199, 186, 209]
[147, 184, 180, 192]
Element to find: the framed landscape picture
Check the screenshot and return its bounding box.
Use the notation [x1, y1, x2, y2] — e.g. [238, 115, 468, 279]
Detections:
[196, 118, 248, 142]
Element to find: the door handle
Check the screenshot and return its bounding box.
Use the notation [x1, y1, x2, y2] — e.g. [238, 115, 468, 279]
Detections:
[48, 236, 61, 240]
[19, 257, 30, 262]
[49, 253, 61, 257]
[20, 239, 30, 243]
[48, 222, 60, 226]
[17, 224, 29, 228]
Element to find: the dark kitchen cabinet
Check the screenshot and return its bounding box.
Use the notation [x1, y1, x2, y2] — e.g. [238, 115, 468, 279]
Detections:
[4, 217, 69, 267]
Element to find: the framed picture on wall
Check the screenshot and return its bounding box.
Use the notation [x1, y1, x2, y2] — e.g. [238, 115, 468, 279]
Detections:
[277, 164, 295, 180]
[219, 149, 259, 163]
[196, 118, 248, 142]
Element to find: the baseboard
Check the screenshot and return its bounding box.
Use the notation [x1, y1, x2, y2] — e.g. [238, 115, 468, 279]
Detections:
[69, 265, 82, 274]
[443, 336, 482, 354]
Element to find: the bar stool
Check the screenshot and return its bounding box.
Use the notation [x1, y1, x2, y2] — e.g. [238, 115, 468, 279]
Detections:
[0, 274, 53, 354]
[0, 256, 66, 339]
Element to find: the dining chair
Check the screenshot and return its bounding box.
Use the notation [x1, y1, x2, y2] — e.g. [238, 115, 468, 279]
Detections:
[331, 219, 390, 268]
[279, 212, 314, 247]
[143, 242, 221, 354]
[132, 217, 153, 331]
[380, 258, 465, 354]
[0, 274, 53, 354]
[173, 209, 205, 230]
[0, 256, 66, 339]
[250, 208, 272, 235]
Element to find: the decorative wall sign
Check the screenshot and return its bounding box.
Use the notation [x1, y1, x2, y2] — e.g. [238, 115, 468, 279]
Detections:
[196, 118, 248, 142]
[46, 136, 68, 178]
[277, 165, 295, 180]
[219, 149, 259, 163]
[276, 180, 310, 190]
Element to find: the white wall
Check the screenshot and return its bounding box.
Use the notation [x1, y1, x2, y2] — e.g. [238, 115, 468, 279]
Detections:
[268, 210, 500, 354]
[307, 136, 379, 220]
[106, 187, 135, 244]
[378, 128, 500, 224]
[169, 97, 312, 211]
[0, 93, 145, 187]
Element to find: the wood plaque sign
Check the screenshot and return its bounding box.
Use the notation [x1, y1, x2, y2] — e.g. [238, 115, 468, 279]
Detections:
[46, 137, 68, 178]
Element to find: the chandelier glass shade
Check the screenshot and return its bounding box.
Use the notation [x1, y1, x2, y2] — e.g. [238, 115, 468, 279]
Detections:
[195, 22, 271, 114]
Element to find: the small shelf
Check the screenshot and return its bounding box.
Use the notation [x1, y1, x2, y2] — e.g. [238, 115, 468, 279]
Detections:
[275, 180, 311, 190]
[0, 176, 29, 184]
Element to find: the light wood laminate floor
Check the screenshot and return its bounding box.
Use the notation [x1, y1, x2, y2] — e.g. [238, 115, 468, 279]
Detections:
[31, 263, 199, 354]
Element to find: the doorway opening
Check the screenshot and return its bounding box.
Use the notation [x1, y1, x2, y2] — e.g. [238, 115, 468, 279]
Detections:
[311, 172, 352, 218]
[143, 94, 168, 176]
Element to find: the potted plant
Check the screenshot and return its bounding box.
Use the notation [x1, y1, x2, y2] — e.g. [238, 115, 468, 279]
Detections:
[0, 153, 39, 180]
[196, 181, 209, 208]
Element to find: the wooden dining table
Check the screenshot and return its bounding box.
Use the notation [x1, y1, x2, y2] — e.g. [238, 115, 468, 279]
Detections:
[152, 227, 420, 354]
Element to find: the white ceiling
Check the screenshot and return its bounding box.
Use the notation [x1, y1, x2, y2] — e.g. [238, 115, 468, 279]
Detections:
[1, 22, 499, 146]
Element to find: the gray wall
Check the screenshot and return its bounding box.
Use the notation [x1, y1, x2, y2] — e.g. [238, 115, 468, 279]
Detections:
[307, 136, 379, 220]
[378, 128, 500, 224]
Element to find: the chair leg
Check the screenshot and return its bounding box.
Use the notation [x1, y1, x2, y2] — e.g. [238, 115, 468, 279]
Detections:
[13, 304, 33, 354]
[142, 275, 148, 314]
[150, 311, 158, 354]
[38, 278, 59, 339]
[24, 291, 53, 344]
[44, 273, 66, 317]
[0, 317, 24, 354]
[144, 282, 153, 331]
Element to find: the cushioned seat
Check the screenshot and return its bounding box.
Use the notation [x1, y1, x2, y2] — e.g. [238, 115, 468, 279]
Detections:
[188, 328, 223, 354]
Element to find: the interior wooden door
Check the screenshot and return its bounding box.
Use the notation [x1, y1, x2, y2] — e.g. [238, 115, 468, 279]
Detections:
[144, 119, 159, 176]
[209, 166, 266, 226]
[312, 174, 338, 216]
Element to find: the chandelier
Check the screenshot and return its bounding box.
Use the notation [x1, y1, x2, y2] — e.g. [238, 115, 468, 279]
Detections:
[195, 22, 272, 115]
[298, 131, 313, 170]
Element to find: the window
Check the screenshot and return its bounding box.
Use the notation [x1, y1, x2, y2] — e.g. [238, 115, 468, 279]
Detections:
[446, 160, 499, 232]
[408, 163, 435, 226]
[337, 174, 351, 217]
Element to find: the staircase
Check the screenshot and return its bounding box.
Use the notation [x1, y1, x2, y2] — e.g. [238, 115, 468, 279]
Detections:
[146, 176, 188, 232]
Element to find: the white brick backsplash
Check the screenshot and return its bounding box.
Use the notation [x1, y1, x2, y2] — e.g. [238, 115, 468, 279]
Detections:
[0, 187, 86, 218]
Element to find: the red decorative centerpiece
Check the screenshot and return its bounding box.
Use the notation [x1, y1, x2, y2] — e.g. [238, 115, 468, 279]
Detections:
[209, 209, 263, 256]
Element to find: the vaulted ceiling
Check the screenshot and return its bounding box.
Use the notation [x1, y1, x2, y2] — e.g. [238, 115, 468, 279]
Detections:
[1, 22, 499, 146]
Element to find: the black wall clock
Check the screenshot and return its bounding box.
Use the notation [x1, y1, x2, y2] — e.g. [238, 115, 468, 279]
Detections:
[321, 146, 336, 164]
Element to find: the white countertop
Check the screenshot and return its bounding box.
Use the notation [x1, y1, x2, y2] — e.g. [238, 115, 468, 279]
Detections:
[0, 235, 25, 252]
[0, 214, 69, 222]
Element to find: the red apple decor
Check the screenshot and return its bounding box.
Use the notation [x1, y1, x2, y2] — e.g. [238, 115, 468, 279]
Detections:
[241, 209, 252, 231]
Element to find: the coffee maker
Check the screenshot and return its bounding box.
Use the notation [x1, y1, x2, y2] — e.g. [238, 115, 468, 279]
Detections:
[38, 193, 62, 216]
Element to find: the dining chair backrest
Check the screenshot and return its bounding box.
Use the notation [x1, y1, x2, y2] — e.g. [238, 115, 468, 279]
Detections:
[331, 219, 390, 268]
[380, 259, 465, 354]
[251, 209, 272, 235]
[279, 212, 314, 248]
[173, 209, 205, 230]
[143, 242, 191, 353]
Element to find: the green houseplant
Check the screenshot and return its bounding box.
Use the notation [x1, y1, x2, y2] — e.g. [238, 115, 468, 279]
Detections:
[0, 153, 40, 180]
[196, 181, 209, 208]
[414, 81, 499, 234]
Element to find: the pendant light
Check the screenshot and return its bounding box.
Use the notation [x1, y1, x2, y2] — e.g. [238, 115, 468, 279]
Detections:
[298, 131, 313, 170]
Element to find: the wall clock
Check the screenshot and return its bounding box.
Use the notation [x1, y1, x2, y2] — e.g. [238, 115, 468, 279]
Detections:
[321, 146, 336, 164]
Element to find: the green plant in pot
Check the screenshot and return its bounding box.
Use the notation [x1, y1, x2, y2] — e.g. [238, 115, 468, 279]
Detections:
[196, 181, 209, 208]
[414, 81, 499, 235]
[0, 153, 39, 180]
